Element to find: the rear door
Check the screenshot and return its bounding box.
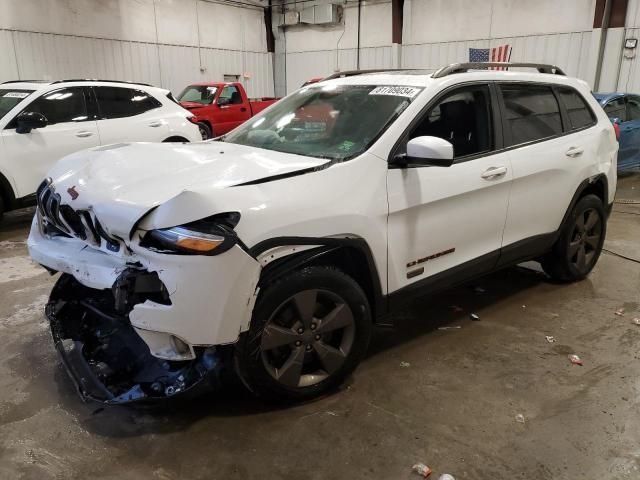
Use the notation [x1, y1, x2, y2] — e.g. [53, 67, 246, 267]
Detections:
[214, 85, 251, 134]
[621, 95, 640, 170]
[499, 83, 598, 260]
[93, 86, 169, 144]
[0, 87, 99, 198]
[386, 83, 512, 294]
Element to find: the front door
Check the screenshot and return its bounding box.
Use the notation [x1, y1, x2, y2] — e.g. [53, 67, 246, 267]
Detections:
[620, 95, 640, 170]
[387, 84, 512, 294]
[0, 87, 99, 198]
[215, 85, 251, 134]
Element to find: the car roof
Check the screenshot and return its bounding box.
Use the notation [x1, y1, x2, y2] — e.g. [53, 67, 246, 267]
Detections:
[0, 79, 161, 92]
[593, 92, 624, 104]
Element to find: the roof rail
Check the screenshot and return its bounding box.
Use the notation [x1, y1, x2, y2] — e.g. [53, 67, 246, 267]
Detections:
[323, 69, 411, 80]
[432, 62, 566, 78]
[1, 80, 52, 84]
[50, 79, 153, 87]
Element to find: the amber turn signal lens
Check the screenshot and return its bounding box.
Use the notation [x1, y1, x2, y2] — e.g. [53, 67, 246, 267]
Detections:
[175, 236, 223, 252]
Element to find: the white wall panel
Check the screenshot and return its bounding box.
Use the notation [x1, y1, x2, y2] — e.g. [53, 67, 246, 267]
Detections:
[0, 0, 272, 97]
[627, 0, 640, 28]
[0, 30, 18, 82]
[402, 32, 593, 81]
[617, 27, 640, 92]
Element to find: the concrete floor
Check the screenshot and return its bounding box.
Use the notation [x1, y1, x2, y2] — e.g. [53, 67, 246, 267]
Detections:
[1, 175, 639, 480]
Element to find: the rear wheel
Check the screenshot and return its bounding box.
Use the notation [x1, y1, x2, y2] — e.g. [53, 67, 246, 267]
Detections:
[235, 266, 372, 402]
[541, 194, 606, 282]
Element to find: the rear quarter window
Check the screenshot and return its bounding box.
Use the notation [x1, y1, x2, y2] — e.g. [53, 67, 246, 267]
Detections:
[500, 84, 563, 146]
[557, 87, 596, 130]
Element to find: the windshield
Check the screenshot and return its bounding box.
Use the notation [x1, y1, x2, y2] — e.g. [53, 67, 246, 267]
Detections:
[177, 85, 218, 105]
[0, 89, 34, 120]
[224, 84, 421, 160]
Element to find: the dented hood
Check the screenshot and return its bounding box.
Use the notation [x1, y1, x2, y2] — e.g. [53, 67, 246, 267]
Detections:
[46, 142, 329, 238]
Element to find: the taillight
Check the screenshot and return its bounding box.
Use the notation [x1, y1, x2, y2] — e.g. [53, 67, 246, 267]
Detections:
[613, 122, 620, 141]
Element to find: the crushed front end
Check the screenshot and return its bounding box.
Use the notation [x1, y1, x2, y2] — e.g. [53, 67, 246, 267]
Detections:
[47, 273, 221, 404]
[29, 178, 262, 405]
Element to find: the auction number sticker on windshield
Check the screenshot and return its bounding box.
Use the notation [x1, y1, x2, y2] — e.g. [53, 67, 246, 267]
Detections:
[369, 86, 420, 98]
[3, 92, 30, 99]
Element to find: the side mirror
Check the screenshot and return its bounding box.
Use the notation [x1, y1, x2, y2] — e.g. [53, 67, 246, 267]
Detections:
[610, 116, 621, 125]
[394, 136, 454, 167]
[218, 97, 231, 107]
[16, 112, 48, 134]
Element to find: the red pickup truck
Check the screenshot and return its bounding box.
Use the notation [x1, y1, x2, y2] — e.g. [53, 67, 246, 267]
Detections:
[177, 82, 279, 139]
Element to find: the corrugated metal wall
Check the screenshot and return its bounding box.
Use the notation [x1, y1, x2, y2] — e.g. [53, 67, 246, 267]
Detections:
[402, 31, 593, 79]
[0, 28, 275, 97]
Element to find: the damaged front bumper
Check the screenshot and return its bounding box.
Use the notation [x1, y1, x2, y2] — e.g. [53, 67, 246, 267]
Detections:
[48, 274, 222, 404]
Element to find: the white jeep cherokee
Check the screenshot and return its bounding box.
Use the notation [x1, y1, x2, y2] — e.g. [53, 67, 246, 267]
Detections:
[28, 63, 617, 404]
[0, 79, 202, 218]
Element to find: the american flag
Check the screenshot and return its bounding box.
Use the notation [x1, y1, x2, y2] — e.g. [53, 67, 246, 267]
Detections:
[468, 45, 512, 69]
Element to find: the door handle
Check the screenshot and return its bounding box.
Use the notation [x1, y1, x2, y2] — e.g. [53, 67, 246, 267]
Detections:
[481, 166, 508, 180]
[148, 121, 162, 128]
[75, 131, 94, 138]
[565, 147, 584, 157]
[240, 107, 247, 112]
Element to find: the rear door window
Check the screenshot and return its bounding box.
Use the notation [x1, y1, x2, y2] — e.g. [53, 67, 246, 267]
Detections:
[603, 97, 627, 122]
[557, 87, 596, 130]
[500, 84, 563, 146]
[219, 86, 243, 105]
[95, 87, 161, 119]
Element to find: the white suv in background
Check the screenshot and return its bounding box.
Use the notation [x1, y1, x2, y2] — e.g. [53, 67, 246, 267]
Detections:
[0, 80, 202, 218]
[28, 63, 617, 404]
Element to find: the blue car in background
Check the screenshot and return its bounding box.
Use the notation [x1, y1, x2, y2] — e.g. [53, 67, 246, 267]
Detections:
[594, 93, 640, 172]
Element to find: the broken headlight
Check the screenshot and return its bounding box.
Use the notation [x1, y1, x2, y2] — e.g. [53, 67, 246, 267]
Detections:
[140, 212, 241, 256]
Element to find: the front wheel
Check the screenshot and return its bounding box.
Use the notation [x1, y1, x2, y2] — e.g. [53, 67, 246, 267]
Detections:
[235, 266, 372, 402]
[197, 122, 212, 140]
[541, 194, 606, 282]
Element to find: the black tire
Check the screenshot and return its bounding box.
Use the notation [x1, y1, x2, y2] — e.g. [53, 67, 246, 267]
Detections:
[0, 196, 4, 222]
[197, 122, 212, 140]
[235, 266, 372, 402]
[541, 194, 606, 282]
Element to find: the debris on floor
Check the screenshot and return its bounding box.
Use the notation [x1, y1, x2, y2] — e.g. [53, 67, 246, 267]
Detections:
[437, 475, 456, 480]
[522, 305, 527, 309]
[412, 463, 433, 478]
[515, 413, 526, 423]
[568, 354, 583, 366]
[632, 318, 640, 326]
[615, 308, 625, 316]
[550, 313, 560, 318]
[450, 305, 464, 313]
[473, 286, 486, 294]
[545, 335, 555, 343]
[438, 326, 462, 330]
[470, 313, 480, 321]
[400, 361, 411, 368]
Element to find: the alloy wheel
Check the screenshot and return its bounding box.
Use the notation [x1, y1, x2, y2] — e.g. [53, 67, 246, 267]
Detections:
[569, 207, 602, 272]
[260, 289, 356, 388]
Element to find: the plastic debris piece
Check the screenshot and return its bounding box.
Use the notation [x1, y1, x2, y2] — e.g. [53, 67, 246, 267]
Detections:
[545, 335, 555, 343]
[400, 361, 411, 368]
[470, 313, 480, 321]
[632, 318, 640, 326]
[515, 413, 525, 423]
[474, 286, 486, 294]
[522, 305, 527, 309]
[438, 326, 462, 330]
[412, 463, 433, 478]
[615, 308, 625, 316]
[550, 313, 560, 319]
[568, 354, 583, 366]
[438, 475, 456, 480]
